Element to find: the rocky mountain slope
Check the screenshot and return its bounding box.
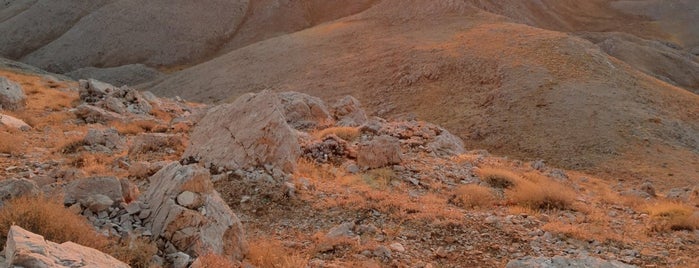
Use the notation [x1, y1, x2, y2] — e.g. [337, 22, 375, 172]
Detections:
[0, 71, 697, 267]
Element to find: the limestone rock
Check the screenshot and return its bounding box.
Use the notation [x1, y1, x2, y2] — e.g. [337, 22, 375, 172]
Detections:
[357, 135, 402, 169]
[4, 225, 129, 268]
[427, 130, 465, 157]
[64, 177, 131, 206]
[0, 178, 39, 203]
[0, 77, 26, 111]
[84, 194, 114, 213]
[279, 91, 333, 130]
[140, 162, 247, 261]
[506, 256, 637, 268]
[184, 90, 300, 174]
[333, 96, 368, 127]
[0, 113, 31, 131]
[74, 104, 126, 124]
[85, 128, 123, 151]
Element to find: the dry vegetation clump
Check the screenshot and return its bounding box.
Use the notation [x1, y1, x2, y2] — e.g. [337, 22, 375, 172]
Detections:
[644, 201, 699, 231]
[506, 175, 576, 211]
[192, 253, 238, 268]
[362, 168, 397, 189]
[0, 195, 110, 251]
[453, 184, 497, 209]
[314, 127, 360, 141]
[476, 167, 522, 189]
[110, 120, 161, 135]
[67, 152, 116, 176]
[0, 131, 26, 154]
[247, 237, 308, 268]
[108, 237, 158, 268]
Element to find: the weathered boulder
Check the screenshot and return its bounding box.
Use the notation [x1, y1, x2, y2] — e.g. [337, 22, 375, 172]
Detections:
[333, 95, 368, 127]
[85, 128, 124, 152]
[184, 90, 300, 174]
[74, 104, 126, 124]
[79, 79, 113, 103]
[140, 162, 247, 261]
[4, 225, 129, 268]
[78, 79, 153, 115]
[357, 135, 402, 169]
[0, 77, 26, 111]
[0, 113, 31, 130]
[506, 256, 637, 268]
[427, 130, 465, 157]
[0, 178, 39, 203]
[64, 177, 136, 207]
[279, 91, 334, 130]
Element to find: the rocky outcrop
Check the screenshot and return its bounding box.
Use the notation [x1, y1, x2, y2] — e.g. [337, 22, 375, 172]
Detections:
[0, 178, 39, 204]
[184, 90, 300, 174]
[4, 225, 129, 268]
[279, 91, 334, 130]
[0, 113, 31, 131]
[64, 177, 139, 211]
[140, 162, 247, 261]
[0, 76, 25, 111]
[506, 256, 637, 268]
[357, 135, 402, 169]
[78, 79, 152, 115]
[333, 96, 368, 127]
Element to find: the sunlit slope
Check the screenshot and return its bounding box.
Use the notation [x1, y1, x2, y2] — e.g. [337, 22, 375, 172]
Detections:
[148, 3, 699, 182]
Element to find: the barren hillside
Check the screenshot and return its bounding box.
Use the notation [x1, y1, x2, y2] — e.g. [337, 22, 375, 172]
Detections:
[145, 2, 699, 187]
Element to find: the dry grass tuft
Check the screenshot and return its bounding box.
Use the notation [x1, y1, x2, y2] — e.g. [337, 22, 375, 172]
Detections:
[644, 201, 699, 231]
[247, 237, 308, 268]
[506, 176, 576, 211]
[314, 127, 360, 142]
[453, 184, 497, 209]
[0, 131, 26, 154]
[362, 168, 397, 189]
[0, 196, 110, 251]
[192, 253, 238, 268]
[476, 167, 522, 189]
[110, 120, 159, 135]
[108, 237, 158, 268]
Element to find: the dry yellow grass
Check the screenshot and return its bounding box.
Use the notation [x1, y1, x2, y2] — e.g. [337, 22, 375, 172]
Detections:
[453, 184, 497, 209]
[476, 167, 522, 189]
[108, 238, 158, 268]
[247, 237, 308, 268]
[644, 201, 699, 231]
[192, 253, 238, 268]
[506, 177, 576, 211]
[0, 196, 110, 251]
[110, 120, 159, 135]
[314, 126, 360, 141]
[0, 131, 25, 154]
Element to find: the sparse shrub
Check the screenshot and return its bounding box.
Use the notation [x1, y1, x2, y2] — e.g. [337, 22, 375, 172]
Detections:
[0, 195, 110, 250]
[644, 201, 699, 231]
[362, 168, 397, 189]
[110, 120, 159, 135]
[315, 127, 360, 142]
[192, 253, 238, 268]
[506, 178, 575, 211]
[453, 184, 497, 209]
[0, 131, 25, 154]
[108, 237, 158, 268]
[247, 237, 308, 268]
[476, 167, 522, 189]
